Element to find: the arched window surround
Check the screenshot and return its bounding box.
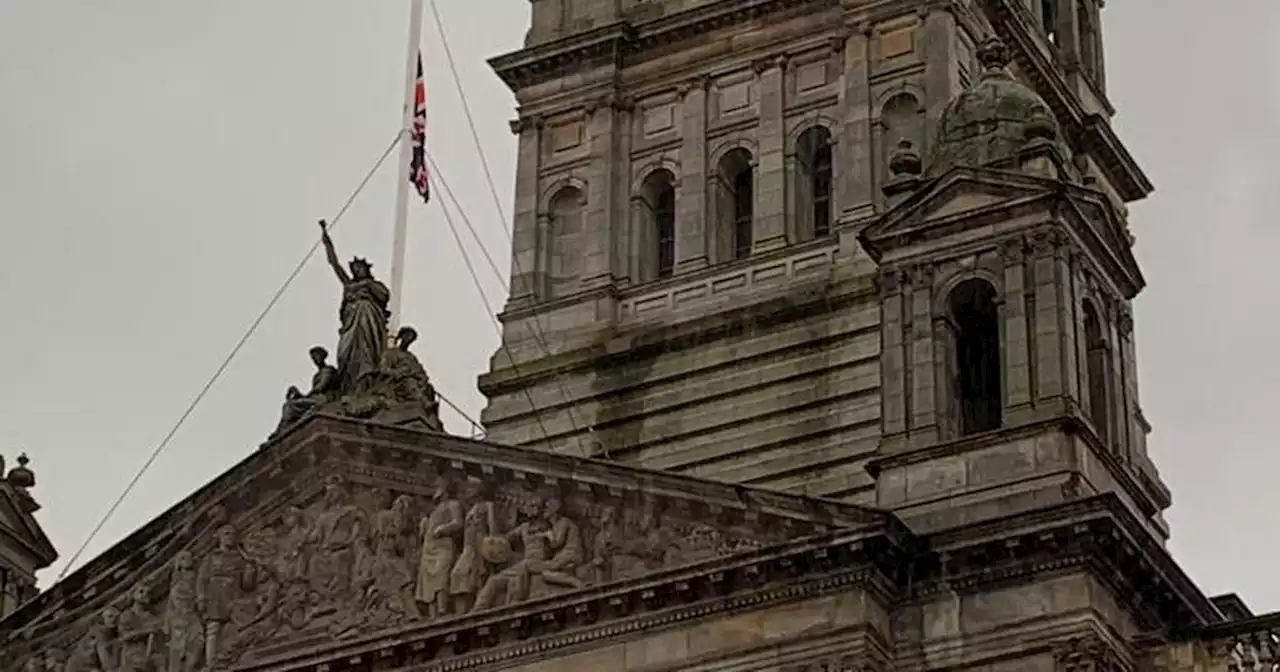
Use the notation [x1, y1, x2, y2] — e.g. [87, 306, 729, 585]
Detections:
[935, 272, 1006, 439]
[789, 122, 836, 242]
[708, 143, 757, 264]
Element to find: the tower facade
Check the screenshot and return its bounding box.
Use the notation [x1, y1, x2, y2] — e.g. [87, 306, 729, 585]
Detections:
[482, 0, 1167, 533]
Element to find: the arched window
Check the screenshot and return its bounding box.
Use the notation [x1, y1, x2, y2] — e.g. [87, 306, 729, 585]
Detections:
[715, 148, 754, 262]
[1041, 0, 1059, 45]
[1083, 301, 1110, 444]
[547, 186, 585, 298]
[948, 278, 1002, 436]
[636, 170, 677, 280]
[796, 127, 834, 240]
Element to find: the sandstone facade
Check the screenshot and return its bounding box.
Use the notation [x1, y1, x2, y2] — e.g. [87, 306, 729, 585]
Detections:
[2, 1, 1275, 671]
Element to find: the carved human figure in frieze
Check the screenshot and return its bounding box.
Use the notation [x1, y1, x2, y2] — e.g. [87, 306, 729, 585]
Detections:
[116, 582, 165, 672]
[611, 494, 671, 580]
[350, 494, 419, 632]
[415, 478, 462, 620]
[163, 550, 203, 672]
[589, 505, 620, 584]
[473, 495, 586, 610]
[196, 524, 257, 667]
[272, 506, 309, 585]
[448, 480, 498, 614]
[75, 605, 119, 672]
[42, 648, 67, 672]
[305, 477, 366, 608]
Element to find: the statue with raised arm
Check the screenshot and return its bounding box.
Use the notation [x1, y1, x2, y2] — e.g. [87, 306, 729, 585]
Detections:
[319, 219, 391, 396]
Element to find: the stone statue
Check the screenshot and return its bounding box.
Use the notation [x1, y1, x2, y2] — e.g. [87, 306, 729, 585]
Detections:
[473, 495, 585, 610]
[448, 480, 498, 614]
[370, 326, 442, 431]
[305, 477, 366, 610]
[319, 219, 390, 396]
[163, 550, 203, 672]
[116, 582, 164, 672]
[269, 346, 340, 439]
[196, 524, 257, 667]
[415, 479, 463, 620]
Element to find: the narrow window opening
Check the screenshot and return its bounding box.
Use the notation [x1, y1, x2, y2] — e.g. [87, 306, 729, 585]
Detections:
[732, 164, 753, 259]
[655, 182, 676, 278]
[1041, 0, 1059, 45]
[1083, 302, 1110, 444]
[796, 127, 834, 239]
[949, 279, 1003, 436]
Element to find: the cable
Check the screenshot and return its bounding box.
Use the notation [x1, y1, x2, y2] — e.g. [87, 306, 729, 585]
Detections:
[426, 153, 507, 291]
[427, 157, 597, 455]
[436, 389, 483, 438]
[428, 171, 565, 452]
[426, 3, 603, 456]
[55, 133, 403, 581]
[426, 0, 511, 237]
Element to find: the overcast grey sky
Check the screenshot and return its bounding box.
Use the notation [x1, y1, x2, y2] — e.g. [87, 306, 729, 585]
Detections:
[1, 1, 1277, 613]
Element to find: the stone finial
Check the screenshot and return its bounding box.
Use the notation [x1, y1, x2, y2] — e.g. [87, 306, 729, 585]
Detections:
[976, 36, 1010, 73]
[7, 453, 35, 489]
[889, 139, 923, 178]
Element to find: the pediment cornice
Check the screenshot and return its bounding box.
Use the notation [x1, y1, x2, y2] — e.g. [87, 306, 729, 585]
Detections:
[860, 167, 1145, 298]
[1, 415, 889, 668]
[489, 0, 838, 92]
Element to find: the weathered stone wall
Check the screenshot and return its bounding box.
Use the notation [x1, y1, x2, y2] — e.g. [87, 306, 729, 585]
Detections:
[483, 0, 981, 498]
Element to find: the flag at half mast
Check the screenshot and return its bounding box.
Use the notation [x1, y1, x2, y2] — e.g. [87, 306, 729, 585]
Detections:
[408, 53, 430, 203]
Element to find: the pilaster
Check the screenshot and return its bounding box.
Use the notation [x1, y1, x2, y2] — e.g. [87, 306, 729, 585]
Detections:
[582, 95, 620, 289]
[1117, 310, 1140, 460]
[507, 115, 544, 307]
[676, 77, 710, 272]
[753, 56, 788, 253]
[1002, 237, 1033, 410]
[920, 8, 962, 151]
[838, 25, 875, 221]
[908, 264, 939, 447]
[880, 269, 908, 439]
[1031, 230, 1066, 402]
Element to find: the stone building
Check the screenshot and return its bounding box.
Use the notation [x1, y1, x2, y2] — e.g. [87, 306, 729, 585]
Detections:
[2, 0, 1279, 671]
[0, 453, 56, 620]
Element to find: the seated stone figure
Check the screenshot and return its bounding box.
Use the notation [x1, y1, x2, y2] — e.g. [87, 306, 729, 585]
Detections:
[270, 346, 339, 439]
[371, 326, 443, 431]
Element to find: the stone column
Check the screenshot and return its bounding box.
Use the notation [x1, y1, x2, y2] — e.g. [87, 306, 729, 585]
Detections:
[1106, 300, 1128, 457]
[1030, 230, 1065, 402]
[920, 9, 961, 151]
[1001, 238, 1033, 411]
[611, 97, 635, 287]
[908, 264, 939, 448]
[581, 95, 618, 289]
[1118, 309, 1140, 460]
[507, 115, 544, 307]
[879, 269, 908, 442]
[753, 55, 788, 253]
[837, 24, 875, 221]
[676, 77, 709, 272]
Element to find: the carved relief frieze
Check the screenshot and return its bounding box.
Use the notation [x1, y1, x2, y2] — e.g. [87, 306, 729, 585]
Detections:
[5, 439, 820, 671]
[1052, 634, 1129, 671]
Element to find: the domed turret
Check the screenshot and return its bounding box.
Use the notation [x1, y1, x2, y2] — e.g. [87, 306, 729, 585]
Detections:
[925, 37, 1070, 179]
[6, 453, 35, 489]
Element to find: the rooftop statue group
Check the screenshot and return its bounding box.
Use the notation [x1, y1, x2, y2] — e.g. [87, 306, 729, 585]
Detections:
[270, 220, 442, 440]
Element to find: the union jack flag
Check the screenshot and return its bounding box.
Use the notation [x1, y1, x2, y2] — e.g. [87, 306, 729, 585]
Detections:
[409, 52, 430, 203]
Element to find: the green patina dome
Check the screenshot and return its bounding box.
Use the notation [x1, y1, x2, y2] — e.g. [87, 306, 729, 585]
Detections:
[925, 37, 1068, 178]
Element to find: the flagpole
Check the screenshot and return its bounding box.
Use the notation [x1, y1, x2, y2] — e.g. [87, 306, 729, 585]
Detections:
[388, 0, 425, 335]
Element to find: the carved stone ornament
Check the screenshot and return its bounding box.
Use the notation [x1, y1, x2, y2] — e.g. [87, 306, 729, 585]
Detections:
[3, 428, 861, 671]
[1052, 634, 1127, 671]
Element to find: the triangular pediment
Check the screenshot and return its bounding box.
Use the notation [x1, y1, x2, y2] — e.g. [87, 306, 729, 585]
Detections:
[1, 414, 888, 669]
[0, 484, 56, 570]
[861, 168, 1061, 260]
